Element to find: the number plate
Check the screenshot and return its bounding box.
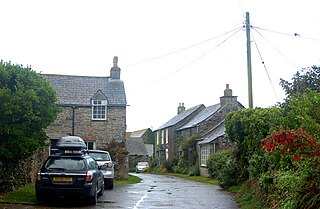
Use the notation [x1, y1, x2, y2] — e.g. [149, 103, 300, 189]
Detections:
[53, 177, 73, 182]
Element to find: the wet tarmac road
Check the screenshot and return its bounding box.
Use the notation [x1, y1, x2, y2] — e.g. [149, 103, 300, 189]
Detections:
[0, 173, 239, 209]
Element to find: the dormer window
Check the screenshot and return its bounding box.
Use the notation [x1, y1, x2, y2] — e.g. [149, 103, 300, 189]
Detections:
[92, 100, 107, 120]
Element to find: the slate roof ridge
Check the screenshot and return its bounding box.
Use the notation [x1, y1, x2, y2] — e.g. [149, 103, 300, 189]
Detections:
[154, 104, 204, 131]
[198, 120, 226, 145]
[129, 128, 149, 138]
[177, 103, 221, 131]
[202, 119, 225, 137]
[42, 73, 126, 106]
[42, 73, 111, 79]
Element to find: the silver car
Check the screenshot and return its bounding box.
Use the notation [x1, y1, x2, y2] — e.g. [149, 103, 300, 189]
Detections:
[135, 162, 149, 173]
[88, 150, 114, 189]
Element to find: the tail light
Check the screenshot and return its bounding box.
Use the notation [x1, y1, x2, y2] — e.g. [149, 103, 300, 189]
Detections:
[106, 162, 113, 168]
[86, 171, 93, 182]
[37, 173, 41, 181]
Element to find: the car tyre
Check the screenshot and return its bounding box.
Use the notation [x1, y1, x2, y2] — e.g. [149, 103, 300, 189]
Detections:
[88, 185, 98, 205]
[105, 179, 114, 190]
[36, 191, 45, 204]
[98, 183, 104, 196]
[109, 181, 114, 190]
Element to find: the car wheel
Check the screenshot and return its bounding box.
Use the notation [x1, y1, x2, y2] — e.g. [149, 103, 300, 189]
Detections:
[105, 179, 114, 190]
[36, 191, 45, 204]
[88, 185, 98, 205]
[109, 181, 114, 190]
[98, 183, 104, 196]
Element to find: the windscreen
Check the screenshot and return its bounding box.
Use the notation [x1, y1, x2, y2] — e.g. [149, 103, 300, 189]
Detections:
[45, 158, 85, 171]
[89, 152, 110, 161]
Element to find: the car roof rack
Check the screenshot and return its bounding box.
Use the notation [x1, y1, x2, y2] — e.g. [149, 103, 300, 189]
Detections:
[54, 136, 88, 155]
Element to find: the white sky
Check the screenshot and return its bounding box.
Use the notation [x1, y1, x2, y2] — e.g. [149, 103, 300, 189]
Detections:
[1, 0, 320, 132]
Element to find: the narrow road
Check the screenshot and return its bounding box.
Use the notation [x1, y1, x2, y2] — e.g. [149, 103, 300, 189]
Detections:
[97, 173, 239, 209]
[0, 173, 240, 209]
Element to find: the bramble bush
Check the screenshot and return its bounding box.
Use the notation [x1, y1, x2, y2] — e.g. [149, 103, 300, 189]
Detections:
[260, 128, 320, 208]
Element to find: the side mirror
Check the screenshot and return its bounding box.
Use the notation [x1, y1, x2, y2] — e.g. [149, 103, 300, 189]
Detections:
[100, 164, 107, 170]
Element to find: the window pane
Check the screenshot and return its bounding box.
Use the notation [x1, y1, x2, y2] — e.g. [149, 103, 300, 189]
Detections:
[92, 101, 106, 120]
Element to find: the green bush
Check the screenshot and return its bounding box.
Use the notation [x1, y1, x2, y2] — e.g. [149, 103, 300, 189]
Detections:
[173, 165, 182, 173]
[129, 165, 136, 172]
[207, 149, 232, 179]
[248, 153, 269, 179]
[188, 164, 200, 176]
[163, 159, 178, 173]
[219, 160, 241, 188]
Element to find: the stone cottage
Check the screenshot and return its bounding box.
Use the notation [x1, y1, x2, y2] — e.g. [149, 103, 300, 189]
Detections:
[126, 138, 149, 168]
[43, 56, 127, 153]
[127, 128, 154, 157]
[154, 84, 244, 176]
[153, 103, 204, 162]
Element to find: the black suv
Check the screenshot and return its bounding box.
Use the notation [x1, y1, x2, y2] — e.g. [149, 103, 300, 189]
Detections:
[35, 136, 104, 205]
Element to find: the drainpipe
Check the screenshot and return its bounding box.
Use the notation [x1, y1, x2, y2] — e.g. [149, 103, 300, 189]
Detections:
[72, 106, 75, 135]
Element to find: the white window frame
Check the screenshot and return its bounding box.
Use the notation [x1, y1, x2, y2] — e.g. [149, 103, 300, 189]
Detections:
[200, 144, 210, 166]
[157, 131, 160, 145]
[92, 100, 107, 120]
[161, 130, 164, 144]
[165, 128, 169, 144]
[85, 141, 96, 150]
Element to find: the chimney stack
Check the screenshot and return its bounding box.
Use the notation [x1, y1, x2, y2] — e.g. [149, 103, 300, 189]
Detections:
[177, 103, 185, 114]
[220, 84, 237, 106]
[110, 56, 121, 79]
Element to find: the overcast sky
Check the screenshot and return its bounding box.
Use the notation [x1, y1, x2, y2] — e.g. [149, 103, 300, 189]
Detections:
[1, 0, 320, 131]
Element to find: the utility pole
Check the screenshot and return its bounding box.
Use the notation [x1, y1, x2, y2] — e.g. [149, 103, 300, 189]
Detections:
[246, 12, 253, 108]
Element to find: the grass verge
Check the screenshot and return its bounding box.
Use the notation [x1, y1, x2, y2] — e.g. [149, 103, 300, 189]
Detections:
[114, 174, 141, 186]
[167, 173, 220, 186]
[0, 183, 36, 203]
[0, 174, 141, 204]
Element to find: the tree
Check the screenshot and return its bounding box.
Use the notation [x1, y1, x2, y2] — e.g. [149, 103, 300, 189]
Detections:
[282, 90, 320, 138]
[0, 61, 59, 161]
[225, 107, 283, 179]
[280, 65, 320, 97]
[280, 65, 320, 138]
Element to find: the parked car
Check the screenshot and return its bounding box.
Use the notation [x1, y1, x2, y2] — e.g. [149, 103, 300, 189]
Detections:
[135, 162, 149, 173]
[88, 150, 114, 189]
[35, 136, 104, 205]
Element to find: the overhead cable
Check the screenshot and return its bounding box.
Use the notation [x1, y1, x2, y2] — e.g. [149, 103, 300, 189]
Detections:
[125, 27, 243, 68]
[252, 28, 300, 70]
[152, 28, 243, 83]
[254, 26, 320, 42]
[251, 33, 279, 102]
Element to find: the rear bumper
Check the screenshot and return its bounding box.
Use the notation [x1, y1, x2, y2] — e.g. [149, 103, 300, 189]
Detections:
[35, 183, 94, 199]
[101, 170, 114, 179]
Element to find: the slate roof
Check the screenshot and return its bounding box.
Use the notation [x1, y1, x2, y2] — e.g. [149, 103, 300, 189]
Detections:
[126, 138, 148, 156]
[42, 74, 126, 106]
[177, 104, 221, 131]
[129, 128, 149, 138]
[154, 104, 204, 131]
[198, 120, 226, 145]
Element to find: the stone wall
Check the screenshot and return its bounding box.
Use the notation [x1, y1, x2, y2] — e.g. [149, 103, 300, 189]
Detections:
[45, 106, 126, 148]
[0, 147, 48, 193]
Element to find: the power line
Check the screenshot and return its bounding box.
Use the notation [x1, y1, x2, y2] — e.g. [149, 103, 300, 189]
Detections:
[252, 27, 301, 70]
[251, 33, 279, 102]
[152, 28, 243, 83]
[254, 26, 320, 42]
[124, 27, 243, 68]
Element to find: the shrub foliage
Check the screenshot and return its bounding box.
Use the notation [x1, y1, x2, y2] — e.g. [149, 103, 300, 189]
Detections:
[0, 61, 59, 161]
